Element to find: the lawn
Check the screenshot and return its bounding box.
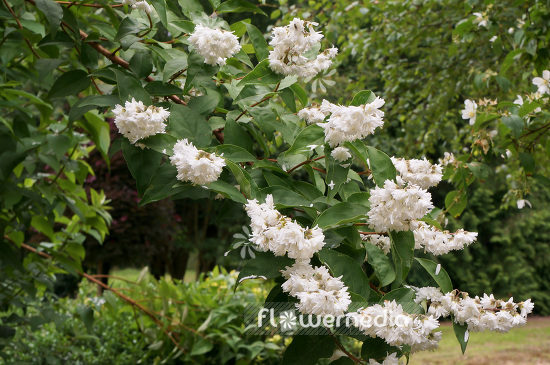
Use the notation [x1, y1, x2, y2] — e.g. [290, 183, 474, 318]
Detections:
[411, 317, 550, 364]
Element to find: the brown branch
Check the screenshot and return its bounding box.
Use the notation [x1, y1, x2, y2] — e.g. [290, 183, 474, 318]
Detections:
[358, 230, 387, 235]
[56, 1, 123, 7]
[235, 81, 281, 122]
[311, 166, 326, 174]
[328, 329, 366, 364]
[287, 155, 326, 173]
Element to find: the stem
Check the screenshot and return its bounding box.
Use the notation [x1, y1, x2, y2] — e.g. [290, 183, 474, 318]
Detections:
[287, 155, 326, 173]
[168, 68, 187, 83]
[55, 1, 124, 7]
[328, 329, 365, 364]
[358, 231, 387, 235]
[235, 81, 281, 122]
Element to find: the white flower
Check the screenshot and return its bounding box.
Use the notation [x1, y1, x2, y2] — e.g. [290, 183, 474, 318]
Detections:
[532, 70, 550, 94]
[367, 180, 434, 232]
[489, 36, 497, 43]
[113, 98, 169, 144]
[439, 152, 457, 167]
[362, 234, 391, 254]
[300, 97, 385, 147]
[412, 221, 478, 255]
[461, 99, 477, 125]
[331, 147, 352, 162]
[473, 12, 488, 27]
[188, 24, 241, 66]
[268, 18, 338, 78]
[391, 157, 442, 189]
[368, 352, 401, 365]
[245, 195, 326, 260]
[517, 199, 532, 209]
[132, 0, 152, 13]
[170, 139, 225, 185]
[282, 261, 351, 317]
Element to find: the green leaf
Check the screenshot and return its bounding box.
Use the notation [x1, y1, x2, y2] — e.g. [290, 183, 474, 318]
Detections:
[35, 0, 63, 37]
[236, 251, 293, 287]
[349, 90, 376, 106]
[285, 124, 324, 156]
[314, 202, 370, 229]
[216, 144, 256, 163]
[361, 337, 402, 362]
[519, 152, 535, 173]
[191, 337, 213, 356]
[364, 243, 395, 287]
[452, 319, 469, 354]
[31, 216, 54, 240]
[144, 81, 183, 96]
[48, 70, 90, 98]
[367, 146, 396, 187]
[163, 56, 188, 82]
[290, 83, 308, 107]
[184, 52, 204, 94]
[169, 104, 212, 147]
[114, 70, 151, 104]
[501, 115, 524, 138]
[122, 139, 163, 197]
[150, 0, 168, 28]
[75, 306, 94, 333]
[519, 101, 542, 117]
[317, 249, 371, 301]
[237, 59, 282, 86]
[79, 111, 111, 163]
[225, 119, 254, 152]
[500, 49, 524, 76]
[139, 163, 181, 206]
[225, 159, 253, 198]
[207, 179, 247, 203]
[281, 336, 335, 365]
[187, 90, 221, 116]
[244, 22, 269, 61]
[325, 153, 350, 199]
[216, 0, 267, 16]
[129, 52, 153, 79]
[329, 357, 355, 365]
[114, 17, 142, 41]
[139, 134, 177, 155]
[415, 258, 453, 293]
[389, 231, 414, 289]
[445, 190, 467, 217]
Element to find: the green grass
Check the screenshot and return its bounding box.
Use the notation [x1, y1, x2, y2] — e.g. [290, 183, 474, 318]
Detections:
[411, 317, 550, 364]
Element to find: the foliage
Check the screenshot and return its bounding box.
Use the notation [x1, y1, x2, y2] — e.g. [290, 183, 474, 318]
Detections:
[0, 0, 543, 363]
[1, 268, 284, 364]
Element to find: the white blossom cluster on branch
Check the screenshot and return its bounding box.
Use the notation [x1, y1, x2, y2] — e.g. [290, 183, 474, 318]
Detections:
[268, 18, 337, 78]
[113, 98, 170, 144]
[298, 97, 385, 147]
[412, 221, 478, 256]
[391, 157, 443, 189]
[188, 24, 241, 66]
[367, 352, 401, 365]
[361, 234, 391, 254]
[170, 139, 225, 185]
[245, 194, 325, 260]
[413, 287, 534, 333]
[347, 300, 442, 352]
[281, 260, 351, 317]
[367, 180, 434, 232]
[121, 0, 152, 13]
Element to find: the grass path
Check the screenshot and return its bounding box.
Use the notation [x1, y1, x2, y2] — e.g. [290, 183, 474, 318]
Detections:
[410, 316, 550, 364]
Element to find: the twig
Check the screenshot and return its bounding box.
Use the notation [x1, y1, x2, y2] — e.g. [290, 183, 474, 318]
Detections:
[235, 81, 281, 122]
[287, 155, 326, 173]
[3, 0, 40, 58]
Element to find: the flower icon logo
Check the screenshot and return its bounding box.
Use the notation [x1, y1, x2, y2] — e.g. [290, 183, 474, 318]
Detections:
[279, 310, 297, 332]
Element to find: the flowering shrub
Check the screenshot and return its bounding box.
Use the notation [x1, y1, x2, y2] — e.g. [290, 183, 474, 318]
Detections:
[0, 0, 538, 363]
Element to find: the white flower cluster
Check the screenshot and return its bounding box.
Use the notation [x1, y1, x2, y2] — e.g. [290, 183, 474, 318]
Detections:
[299, 97, 385, 147]
[368, 353, 400, 365]
[281, 260, 351, 317]
[245, 194, 325, 260]
[412, 221, 478, 256]
[367, 180, 434, 232]
[170, 139, 225, 185]
[439, 152, 457, 167]
[461, 99, 477, 125]
[362, 234, 391, 255]
[533, 70, 550, 94]
[391, 157, 443, 189]
[188, 25, 241, 66]
[331, 146, 352, 162]
[348, 300, 442, 351]
[268, 18, 338, 78]
[122, 0, 152, 13]
[113, 98, 170, 144]
[413, 287, 534, 333]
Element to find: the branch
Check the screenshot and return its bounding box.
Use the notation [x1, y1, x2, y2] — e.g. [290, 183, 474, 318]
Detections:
[328, 329, 366, 364]
[287, 155, 325, 173]
[3, 0, 40, 58]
